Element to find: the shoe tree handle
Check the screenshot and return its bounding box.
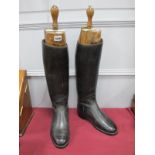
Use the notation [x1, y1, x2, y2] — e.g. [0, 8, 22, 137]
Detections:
[87, 6, 94, 29]
[51, 5, 59, 30]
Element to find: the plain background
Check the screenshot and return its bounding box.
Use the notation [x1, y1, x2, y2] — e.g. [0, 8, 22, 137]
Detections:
[0, 0, 155, 155]
[19, 0, 135, 108]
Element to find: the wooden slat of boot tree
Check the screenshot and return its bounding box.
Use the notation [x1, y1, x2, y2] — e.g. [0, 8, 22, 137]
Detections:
[79, 6, 101, 45]
[45, 5, 66, 46]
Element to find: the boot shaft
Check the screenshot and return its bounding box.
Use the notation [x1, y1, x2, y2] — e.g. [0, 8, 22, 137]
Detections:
[76, 40, 103, 101]
[42, 40, 69, 107]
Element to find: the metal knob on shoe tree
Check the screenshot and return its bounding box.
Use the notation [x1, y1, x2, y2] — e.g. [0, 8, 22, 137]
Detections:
[79, 6, 101, 45]
[44, 5, 66, 46]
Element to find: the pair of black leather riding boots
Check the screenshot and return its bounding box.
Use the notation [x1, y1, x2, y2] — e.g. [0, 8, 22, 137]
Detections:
[42, 40, 118, 148]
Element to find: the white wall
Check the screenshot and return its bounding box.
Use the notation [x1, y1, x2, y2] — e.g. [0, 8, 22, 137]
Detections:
[19, 0, 135, 108]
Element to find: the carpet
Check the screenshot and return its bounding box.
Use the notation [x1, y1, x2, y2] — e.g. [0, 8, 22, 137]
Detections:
[19, 108, 135, 155]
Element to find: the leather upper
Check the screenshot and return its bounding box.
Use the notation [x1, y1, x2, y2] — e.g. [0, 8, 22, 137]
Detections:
[42, 40, 70, 148]
[76, 40, 118, 135]
[76, 40, 103, 102]
[42, 40, 69, 107]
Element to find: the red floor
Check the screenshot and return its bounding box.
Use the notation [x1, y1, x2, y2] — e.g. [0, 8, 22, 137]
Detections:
[19, 108, 135, 155]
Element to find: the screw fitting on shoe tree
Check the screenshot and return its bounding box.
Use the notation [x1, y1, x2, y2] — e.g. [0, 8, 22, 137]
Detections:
[79, 6, 101, 45]
[44, 5, 66, 46]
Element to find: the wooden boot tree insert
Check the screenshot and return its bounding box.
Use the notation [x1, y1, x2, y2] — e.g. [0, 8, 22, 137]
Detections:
[79, 6, 102, 45]
[44, 5, 66, 46]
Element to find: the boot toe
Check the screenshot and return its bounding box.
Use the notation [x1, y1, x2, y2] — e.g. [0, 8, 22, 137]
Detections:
[96, 122, 118, 135]
[55, 136, 68, 147]
[98, 118, 118, 135]
[107, 124, 118, 135]
[51, 132, 69, 148]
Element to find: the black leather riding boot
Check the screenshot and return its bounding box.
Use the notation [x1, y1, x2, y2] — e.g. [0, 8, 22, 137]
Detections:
[76, 40, 118, 135]
[42, 40, 69, 148]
